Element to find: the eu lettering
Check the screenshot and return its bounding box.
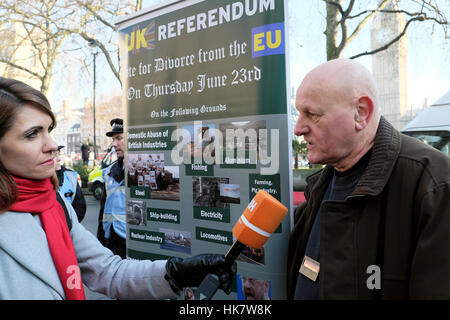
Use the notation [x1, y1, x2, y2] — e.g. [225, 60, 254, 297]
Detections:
[253, 32, 265, 52]
[252, 22, 285, 58]
[253, 30, 281, 51]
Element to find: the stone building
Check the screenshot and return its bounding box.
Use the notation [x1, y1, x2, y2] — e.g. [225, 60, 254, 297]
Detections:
[81, 95, 124, 158]
[370, 0, 408, 130]
[0, 22, 42, 90]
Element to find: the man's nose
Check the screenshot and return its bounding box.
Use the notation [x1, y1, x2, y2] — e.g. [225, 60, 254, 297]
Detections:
[294, 115, 309, 137]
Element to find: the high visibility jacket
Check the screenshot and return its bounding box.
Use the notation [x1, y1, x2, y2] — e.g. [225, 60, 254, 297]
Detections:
[58, 170, 78, 204]
[102, 165, 126, 239]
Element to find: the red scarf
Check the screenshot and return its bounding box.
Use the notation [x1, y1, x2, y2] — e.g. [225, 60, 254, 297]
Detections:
[9, 176, 85, 300]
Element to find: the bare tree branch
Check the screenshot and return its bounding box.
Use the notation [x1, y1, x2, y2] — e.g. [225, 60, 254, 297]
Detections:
[0, 57, 41, 79]
[321, 0, 448, 60]
[346, 0, 391, 44]
[73, 0, 116, 30]
[77, 30, 121, 85]
[324, 0, 344, 16]
[0, 0, 139, 92]
[350, 16, 424, 59]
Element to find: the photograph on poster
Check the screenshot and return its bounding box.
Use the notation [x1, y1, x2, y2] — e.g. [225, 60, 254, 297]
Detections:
[219, 120, 267, 164]
[193, 177, 241, 208]
[238, 245, 265, 266]
[237, 274, 271, 300]
[126, 200, 147, 226]
[159, 227, 191, 255]
[219, 183, 241, 204]
[128, 153, 180, 201]
[183, 287, 196, 300]
[182, 123, 216, 163]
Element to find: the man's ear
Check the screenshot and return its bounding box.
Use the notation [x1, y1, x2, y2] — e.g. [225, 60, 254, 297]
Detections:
[354, 96, 374, 131]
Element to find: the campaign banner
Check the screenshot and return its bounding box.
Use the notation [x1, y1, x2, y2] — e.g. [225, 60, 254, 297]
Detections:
[117, 0, 292, 300]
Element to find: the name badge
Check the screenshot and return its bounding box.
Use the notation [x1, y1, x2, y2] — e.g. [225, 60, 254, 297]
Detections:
[299, 256, 320, 282]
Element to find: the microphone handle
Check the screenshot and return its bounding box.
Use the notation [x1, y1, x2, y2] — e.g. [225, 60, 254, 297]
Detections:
[194, 241, 245, 300]
[224, 241, 246, 265]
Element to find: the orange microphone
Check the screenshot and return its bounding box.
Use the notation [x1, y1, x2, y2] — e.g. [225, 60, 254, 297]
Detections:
[194, 190, 288, 299]
[224, 190, 288, 264]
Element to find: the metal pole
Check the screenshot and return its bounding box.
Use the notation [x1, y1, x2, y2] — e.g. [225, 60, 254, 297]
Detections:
[93, 51, 98, 164]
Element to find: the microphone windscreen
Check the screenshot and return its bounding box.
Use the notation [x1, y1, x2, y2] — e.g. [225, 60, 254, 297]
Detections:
[232, 190, 288, 249]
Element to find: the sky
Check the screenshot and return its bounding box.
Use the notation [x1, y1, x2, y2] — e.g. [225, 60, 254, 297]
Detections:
[48, 0, 449, 112]
[286, 0, 449, 109]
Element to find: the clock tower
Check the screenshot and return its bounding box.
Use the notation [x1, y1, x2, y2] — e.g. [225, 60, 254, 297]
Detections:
[371, 0, 408, 130]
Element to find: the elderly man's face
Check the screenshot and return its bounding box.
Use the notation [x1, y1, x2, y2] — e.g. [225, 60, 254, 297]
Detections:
[294, 80, 358, 168]
[242, 277, 269, 300]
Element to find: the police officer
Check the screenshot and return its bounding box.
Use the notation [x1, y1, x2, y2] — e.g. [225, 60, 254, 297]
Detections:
[55, 146, 86, 222]
[97, 118, 126, 258]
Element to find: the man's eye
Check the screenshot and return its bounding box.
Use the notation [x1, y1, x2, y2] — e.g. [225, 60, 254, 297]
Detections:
[307, 112, 320, 121]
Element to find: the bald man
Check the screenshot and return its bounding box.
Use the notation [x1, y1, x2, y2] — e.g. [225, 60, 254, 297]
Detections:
[287, 59, 450, 300]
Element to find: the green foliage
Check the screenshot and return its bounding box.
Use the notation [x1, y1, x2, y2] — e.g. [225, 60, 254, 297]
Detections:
[292, 138, 308, 156]
[292, 137, 308, 168]
[72, 161, 93, 188]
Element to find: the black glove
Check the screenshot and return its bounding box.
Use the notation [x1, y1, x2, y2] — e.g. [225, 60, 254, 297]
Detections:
[165, 254, 236, 295]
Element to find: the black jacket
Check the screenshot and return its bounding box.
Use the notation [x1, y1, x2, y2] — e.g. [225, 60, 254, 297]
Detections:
[81, 143, 90, 160]
[287, 117, 450, 299]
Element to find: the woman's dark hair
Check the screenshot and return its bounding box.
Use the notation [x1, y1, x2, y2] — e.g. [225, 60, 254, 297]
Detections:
[0, 77, 57, 211]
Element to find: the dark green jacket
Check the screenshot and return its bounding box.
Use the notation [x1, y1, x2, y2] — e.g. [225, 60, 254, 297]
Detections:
[287, 117, 450, 299]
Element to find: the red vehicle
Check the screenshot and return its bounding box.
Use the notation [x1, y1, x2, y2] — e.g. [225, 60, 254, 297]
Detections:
[293, 191, 306, 207]
[292, 168, 321, 208]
